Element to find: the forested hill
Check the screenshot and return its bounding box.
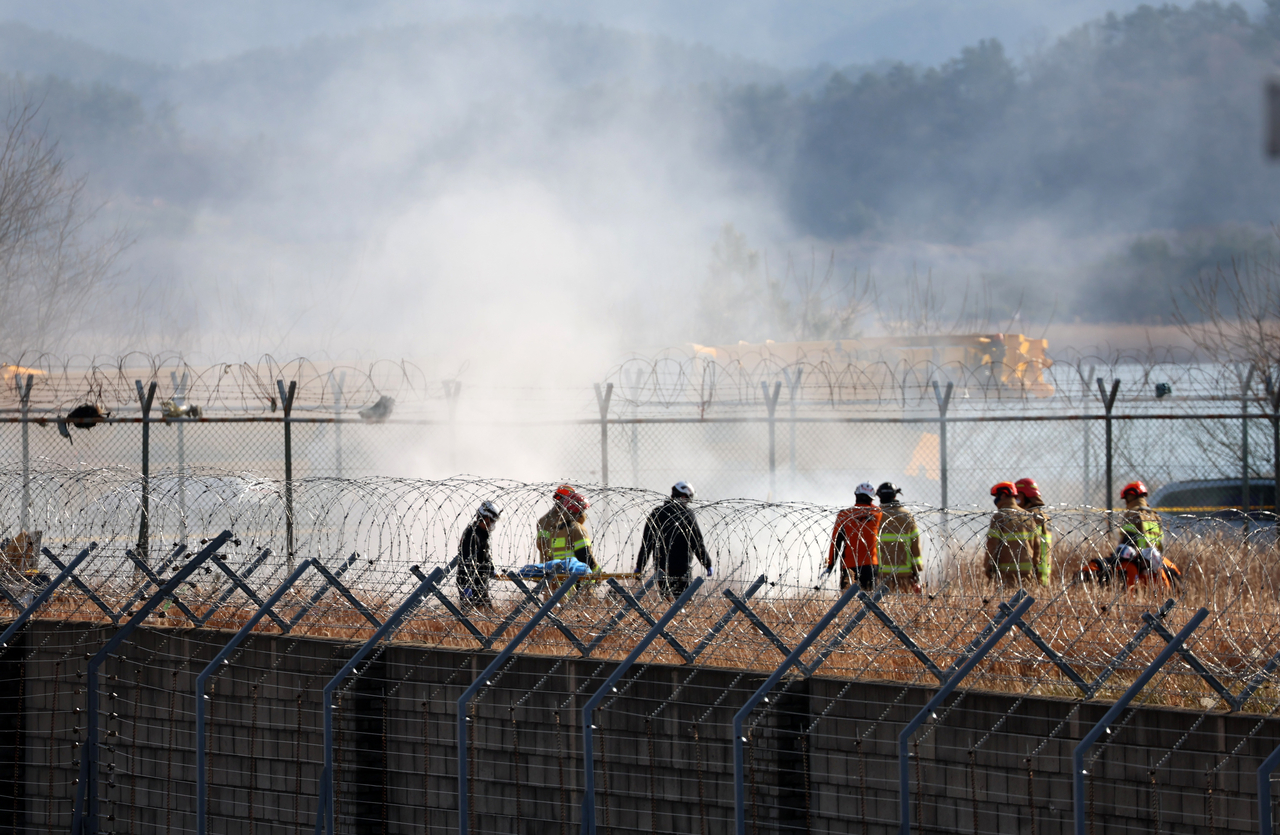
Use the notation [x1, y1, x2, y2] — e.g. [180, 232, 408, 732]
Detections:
[1, 5, 1280, 329]
[716, 3, 1280, 239]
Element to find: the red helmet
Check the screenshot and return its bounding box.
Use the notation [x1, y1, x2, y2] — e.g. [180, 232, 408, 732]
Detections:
[1120, 481, 1148, 501]
[552, 484, 576, 505]
[990, 482, 1016, 499]
[1014, 478, 1042, 501]
[562, 491, 590, 516]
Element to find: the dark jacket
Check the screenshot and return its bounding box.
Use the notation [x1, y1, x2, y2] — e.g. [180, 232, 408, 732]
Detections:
[457, 521, 492, 587]
[635, 498, 711, 577]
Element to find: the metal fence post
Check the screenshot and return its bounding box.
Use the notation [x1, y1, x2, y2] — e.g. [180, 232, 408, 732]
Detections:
[1259, 742, 1280, 835]
[72, 530, 233, 835]
[277, 379, 297, 565]
[1242, 363, 1257, 519]
[170, 371, 190, 545]
[196, 558, 312, 835]
[330, 370, 345, 478]
[1072, 607, 1208, 835]
[594, 383, 613, 485]
[627, 369, 643, 486]
[898, 596, 1034, 835]
[784, 367, 802, 483]
[762, 381, 781, 499]
[17, 373, 32, 533]
[458, 575, 580, 835]
[734, 580, 862, 835]
[1096, 378, 1120, 512]
[1267, 370, 1280, 517]
[135, 380, 157, 563]
[582, 577, 703, 835]
[316, 566, 443, 835]
[932, 382, 953, 508]
[1080, 364, 1095, 505]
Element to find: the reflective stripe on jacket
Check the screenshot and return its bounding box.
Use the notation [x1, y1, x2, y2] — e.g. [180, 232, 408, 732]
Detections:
[985, 507, 1039, 577]
[536, 507, 570, 560]
[550, 520, 593, 563]
[1026, 505, 1052, 586]
[1121, 507, 1164, 551]
[877, 504, 922, 576]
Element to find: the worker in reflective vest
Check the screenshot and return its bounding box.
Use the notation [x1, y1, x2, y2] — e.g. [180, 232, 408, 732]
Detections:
[875, 482, 922, 592]
[536, 484, 578, 560]
[1119, 481, 1164, 551]
[984, 482, 1039, 586]
[549, 491, 598, 569]
[1014, 477, 1052, 586]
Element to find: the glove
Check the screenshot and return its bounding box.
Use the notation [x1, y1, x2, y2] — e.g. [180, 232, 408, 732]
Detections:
[706, 566, 714, 578]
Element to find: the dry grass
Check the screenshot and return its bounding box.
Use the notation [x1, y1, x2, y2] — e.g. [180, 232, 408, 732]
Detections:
[16, 556, 1280, 713]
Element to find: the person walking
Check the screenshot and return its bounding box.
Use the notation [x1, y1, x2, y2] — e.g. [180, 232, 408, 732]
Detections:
[635, 481, 712, 599]
[875, 482, 923, 592]
[1014, 477, 1052, 586]
[984, 482, 1039, 586]
[457, 501, 501, 609]
[826, 482, 882, 591]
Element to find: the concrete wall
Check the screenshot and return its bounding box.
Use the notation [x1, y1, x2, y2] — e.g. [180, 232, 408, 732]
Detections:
[1, 621, 1276, 834]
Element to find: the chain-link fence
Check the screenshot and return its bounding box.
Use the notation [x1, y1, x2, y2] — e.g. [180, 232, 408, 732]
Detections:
[2, 353, 1274, 513]
[0, 469, 1279, 834]
[3, 409, 1266, 519]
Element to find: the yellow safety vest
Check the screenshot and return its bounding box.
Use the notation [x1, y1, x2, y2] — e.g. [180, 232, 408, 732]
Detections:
[550, 523, 591, 561]
[877, 530, 923, 574]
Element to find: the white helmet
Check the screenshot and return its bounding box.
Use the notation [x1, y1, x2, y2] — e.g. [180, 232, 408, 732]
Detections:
[476, 501, 501, 522]
[672, 481, 695, 499]
[855, 482, 876, 498]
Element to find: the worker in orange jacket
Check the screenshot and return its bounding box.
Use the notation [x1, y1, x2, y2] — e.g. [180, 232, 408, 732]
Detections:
[825, 482, 882, 591]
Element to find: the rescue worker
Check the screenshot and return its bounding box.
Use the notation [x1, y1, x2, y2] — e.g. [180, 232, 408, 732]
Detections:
[984, 482, 1040, 586]
[1014, 477, 1052, 586]
[825, 482, 882, 591]
[1119, 481, 1163, 551]
[635, 481, 712, 599]
[1112, 480, 1180, 591]
[875, 482, 923, 592]
[457, 501, 501, 609]
[549, 491, 599, 571]
[536, 484, 577, 560]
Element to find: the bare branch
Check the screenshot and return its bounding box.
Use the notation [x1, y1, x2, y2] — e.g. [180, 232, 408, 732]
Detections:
[0, 91, 129, 354]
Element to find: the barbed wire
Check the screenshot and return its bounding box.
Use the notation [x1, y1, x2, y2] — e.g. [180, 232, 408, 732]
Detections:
[0, 348, 1274, 427]
[0, 352, 448, 416]
[604, 345, 1276, 416]
[0, 466, 1276, 710]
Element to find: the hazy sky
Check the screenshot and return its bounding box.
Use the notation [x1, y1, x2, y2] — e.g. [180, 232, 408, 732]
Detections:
[1, 0, 1199, 68]
[14, 0, 1273, 382]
